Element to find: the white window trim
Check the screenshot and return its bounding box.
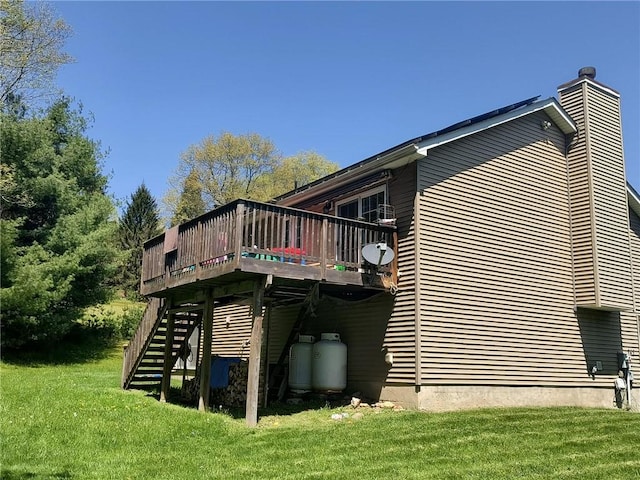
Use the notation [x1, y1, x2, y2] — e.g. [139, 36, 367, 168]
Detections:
[335, 185, 387, 220]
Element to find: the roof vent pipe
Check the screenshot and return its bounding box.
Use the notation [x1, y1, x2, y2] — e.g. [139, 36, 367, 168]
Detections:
[578, 66, 596, 79]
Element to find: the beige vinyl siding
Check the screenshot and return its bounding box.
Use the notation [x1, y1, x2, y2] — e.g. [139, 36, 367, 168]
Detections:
[631, 208, 640, 306]
[626, 208, 640, 369]
[211, 303, 253, 359]
[561, 87, 596, 305]
[620, 311, 640, 372]
[415, 110, 614, 386]
[266, 303, 301, 365]
[382, 163, 418, 383]
[560, 81, 634, 310]
[577, 308, 631, 377]
[587, 86, 634, 309]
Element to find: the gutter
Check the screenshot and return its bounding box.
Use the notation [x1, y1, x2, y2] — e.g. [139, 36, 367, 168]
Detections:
[276, 143, 424, 207]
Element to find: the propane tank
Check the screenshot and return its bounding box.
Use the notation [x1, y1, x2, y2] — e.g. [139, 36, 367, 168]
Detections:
[312, 333, 347, 392]
[288, 335, 315, 392]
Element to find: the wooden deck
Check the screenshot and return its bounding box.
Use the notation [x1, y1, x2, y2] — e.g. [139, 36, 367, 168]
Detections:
[141, 199, 397, 297]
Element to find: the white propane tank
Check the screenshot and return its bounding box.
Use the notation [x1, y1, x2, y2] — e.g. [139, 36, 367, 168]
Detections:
[288, 335, 315, 392]
[312, 333, 347, 392]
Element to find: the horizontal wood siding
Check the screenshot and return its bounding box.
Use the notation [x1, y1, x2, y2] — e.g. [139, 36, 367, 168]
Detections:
[560, 81, 634, 310]
[415, 111, 614, 386]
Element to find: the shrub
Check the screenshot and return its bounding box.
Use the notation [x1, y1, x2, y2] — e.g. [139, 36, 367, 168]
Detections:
[78, 303, 144, 341]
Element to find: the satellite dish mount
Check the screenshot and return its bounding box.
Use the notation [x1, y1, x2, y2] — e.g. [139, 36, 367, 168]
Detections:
[362, 242, 395, 270]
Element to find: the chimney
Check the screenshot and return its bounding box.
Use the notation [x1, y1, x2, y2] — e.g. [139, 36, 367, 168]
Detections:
[578, 66, 596, 79]
[558, 68, 633, 311]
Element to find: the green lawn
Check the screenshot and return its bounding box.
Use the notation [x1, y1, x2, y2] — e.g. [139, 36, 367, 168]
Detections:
[2, 345, 639, 480]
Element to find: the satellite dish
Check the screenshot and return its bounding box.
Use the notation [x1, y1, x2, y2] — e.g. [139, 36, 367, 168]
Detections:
[362, 242, 395, 267]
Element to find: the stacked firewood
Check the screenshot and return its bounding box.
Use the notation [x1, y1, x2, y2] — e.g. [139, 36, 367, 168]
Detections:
[210, 360, 249, 407]
[182, 360, 264, 408]
[181, 373, 200, 403]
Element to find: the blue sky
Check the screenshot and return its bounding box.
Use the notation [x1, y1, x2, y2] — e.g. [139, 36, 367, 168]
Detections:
[53, 1, 640, 210]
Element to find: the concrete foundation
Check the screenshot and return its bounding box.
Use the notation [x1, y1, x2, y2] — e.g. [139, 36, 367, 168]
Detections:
[376, 385, 636, 411]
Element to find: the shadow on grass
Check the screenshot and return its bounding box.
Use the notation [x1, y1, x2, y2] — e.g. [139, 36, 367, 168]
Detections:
[0, 327, 121, 367]
[1, 469, 72, 479]
[161, 385, 348, 420]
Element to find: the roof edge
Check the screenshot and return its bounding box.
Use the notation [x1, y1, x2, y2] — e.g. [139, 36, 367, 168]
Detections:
[416, 98, 576, 156]
[275, 97, 577, 206]
[557, 75, 620, 98]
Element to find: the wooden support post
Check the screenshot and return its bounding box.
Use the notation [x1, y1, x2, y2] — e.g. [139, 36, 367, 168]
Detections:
[246, 278, 265, 427]
[262, 303, 272, 408]
[160, 299, 175, 403]
[199, 289, 214, 412]
[320, 218, 328, 280]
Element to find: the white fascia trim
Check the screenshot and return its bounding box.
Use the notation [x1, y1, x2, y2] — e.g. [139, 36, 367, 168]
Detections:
[416, 99, 577, 157]
[277, 143, 421, 207]
[558, 76, 620, 99]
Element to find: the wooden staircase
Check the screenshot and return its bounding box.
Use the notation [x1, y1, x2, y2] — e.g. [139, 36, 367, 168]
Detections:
[122, 297, 202, 390]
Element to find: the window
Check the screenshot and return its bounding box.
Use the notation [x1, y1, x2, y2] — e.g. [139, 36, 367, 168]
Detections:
[335, 186, 387, 222]
[334, 186, 387, 265]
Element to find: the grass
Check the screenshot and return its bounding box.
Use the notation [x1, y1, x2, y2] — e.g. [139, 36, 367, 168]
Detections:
[2, 343, 640, 479]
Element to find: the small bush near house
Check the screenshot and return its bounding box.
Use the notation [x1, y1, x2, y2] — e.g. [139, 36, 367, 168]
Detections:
[78, 300, 145, 341]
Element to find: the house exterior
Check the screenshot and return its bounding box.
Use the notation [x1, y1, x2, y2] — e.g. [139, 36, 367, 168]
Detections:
[123, 68, 639, 421]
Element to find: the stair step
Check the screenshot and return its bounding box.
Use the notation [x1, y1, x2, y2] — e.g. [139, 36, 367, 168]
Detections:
[135, 366, 164, 372]
[129, 380, 161, 388]
[123, 297, 203, 390]
[131, 375, 162, 381]
[141, 352, 164, 358]
[139, 361, 164, 368]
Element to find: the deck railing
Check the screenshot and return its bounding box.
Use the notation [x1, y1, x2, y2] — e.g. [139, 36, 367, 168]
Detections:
[141, 199, 396, 295]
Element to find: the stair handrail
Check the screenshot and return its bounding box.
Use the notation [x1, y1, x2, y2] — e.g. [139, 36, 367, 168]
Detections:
[122, 297, 167, 388]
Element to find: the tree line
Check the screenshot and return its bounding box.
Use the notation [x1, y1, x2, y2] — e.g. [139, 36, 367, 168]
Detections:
[0, 0, 337, 350]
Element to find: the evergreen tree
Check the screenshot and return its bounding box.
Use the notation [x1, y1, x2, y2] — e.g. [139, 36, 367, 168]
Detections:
[171, 169, 206, 226]
[118, 184, 162, 298]
[0, 98, 119, 348]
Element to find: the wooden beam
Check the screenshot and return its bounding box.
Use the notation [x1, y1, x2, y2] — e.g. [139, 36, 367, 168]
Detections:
[262, 303, 272, 408]
[160, 298, 175, 403]
[198, 289, 214, 412]
[246, 278, 265, 427]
